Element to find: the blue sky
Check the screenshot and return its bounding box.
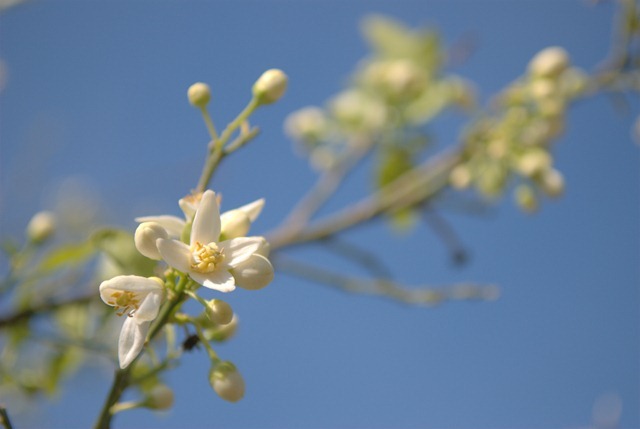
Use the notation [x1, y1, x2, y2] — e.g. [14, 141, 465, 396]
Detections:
[1, 1, 638, 428]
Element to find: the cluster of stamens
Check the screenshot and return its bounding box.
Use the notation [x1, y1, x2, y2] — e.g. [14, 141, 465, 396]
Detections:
[191, 242, 225, 273]
[107, 291, 141, 317]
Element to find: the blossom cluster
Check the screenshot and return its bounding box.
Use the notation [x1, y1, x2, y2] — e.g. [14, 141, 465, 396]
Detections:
[99, 190, 274, 369]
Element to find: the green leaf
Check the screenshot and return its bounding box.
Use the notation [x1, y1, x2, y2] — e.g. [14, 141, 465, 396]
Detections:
[92, 228, 157, 277]
[37, 241, 96, 273]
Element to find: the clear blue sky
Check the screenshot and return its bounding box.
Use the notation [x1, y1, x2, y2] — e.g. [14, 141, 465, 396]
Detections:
[1, 1, 638, 428]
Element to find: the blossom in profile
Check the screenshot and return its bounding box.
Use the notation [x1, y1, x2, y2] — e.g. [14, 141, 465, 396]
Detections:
[156, 190, 273, 292]
[99, 275, 165, 368]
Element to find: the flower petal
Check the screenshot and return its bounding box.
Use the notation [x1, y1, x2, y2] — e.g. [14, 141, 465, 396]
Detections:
[230, 254, 274, 290]
[134, 290, 163, 321]
[191, 190, 221, 246]
[135, 215, 185, 238]
[190, 270, 236, 293]
[236, 198, 265, 222]
[118, 317, 150, 369]
[157, 239, 192, 273]
[219, 237, 264, 267]
[99, 275, 164, 306]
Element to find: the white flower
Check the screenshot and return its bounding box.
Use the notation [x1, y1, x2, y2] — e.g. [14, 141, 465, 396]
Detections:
[156, 190, 273, 293]
[99, 275, 165, 369]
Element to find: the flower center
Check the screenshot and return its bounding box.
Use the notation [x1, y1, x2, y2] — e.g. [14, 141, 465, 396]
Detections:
[191, 242, 225, 273]
[107, 291, 140, 317]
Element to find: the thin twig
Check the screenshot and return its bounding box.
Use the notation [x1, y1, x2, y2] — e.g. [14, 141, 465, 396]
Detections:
[273, 255, 499, 306]
[0, 405, 13, 429]
[0, 293, 96, 328]
[318, 237, 394, 279]
[421, 207, 468, 266]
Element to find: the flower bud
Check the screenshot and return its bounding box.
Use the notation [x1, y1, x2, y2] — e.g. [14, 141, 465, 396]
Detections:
[187, 82, 211, 108]
[449, 164, 472, 189]
[516, 149, 552, 177]
[210, 362, 245, 402]
[230, 254, 274, 291]
[284, 106, 329, 143]
[206, 299, 233, 325]
[515, 184, 538, 213]
[539, 168, 565, 198]
[252, 69, 288, 105]
[220, 210, 251, 240]
[145, 384, 174, 410]
[26, 211, 56, 243]
[134, 222, 169, 260]
[528, 47, 569, 78]
[204, 314, 238, 342]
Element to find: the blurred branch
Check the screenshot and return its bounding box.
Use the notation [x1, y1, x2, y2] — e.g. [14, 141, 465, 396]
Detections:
[273, 255, 498, 306]
[268, 146, 462, 249]
[0, 405, 13, 429]
[421, 207, 468, 266]
[0, 292, 96, 328]
[318, 236, 394, 279]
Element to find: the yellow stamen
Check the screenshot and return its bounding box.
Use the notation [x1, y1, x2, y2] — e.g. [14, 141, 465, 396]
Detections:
[191, 242, 225, 273]
[107, 291, 140, 317]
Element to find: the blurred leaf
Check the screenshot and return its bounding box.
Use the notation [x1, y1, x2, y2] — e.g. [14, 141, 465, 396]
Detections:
[376, 146, 419, 230]
[92, 228, 156, 277]
[44, 348, 82, 395]
[37, 241, 96, 274]
[361, 15, 441, 71]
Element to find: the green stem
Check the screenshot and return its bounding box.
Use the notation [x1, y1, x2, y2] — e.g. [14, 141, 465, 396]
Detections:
[93, 275, 189, 429]
[200, 107, 219, 142]
[195, 97, 260, 192]
[0, 405, 13, 429]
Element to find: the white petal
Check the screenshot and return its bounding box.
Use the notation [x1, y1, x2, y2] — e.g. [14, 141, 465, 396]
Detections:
[190, 270, 236, 293]
[230, 254, 274, 291]
[118, 317, 150, 369]
[220, 237, 263, 267]
[191, 190, 221, 246]
[157, 239, 192, 273]
[99, 275, 164, 306]
[135, 215, 185, 238]
[220, 210, 251, 239]
[236, 198, 265, 222]
[134, 290, 163, 321]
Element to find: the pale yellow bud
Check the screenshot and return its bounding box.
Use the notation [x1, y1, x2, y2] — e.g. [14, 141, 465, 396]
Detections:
[539, 168, 565, 198]
[187, 82, 211, 108]
[204, 314, 238, 342]
[284, 106, 328, 142]
[26, 211, 56, 243]
[449, 165, 472, 189]
[206, 299, 234, 325]
[210, 362, 245, 402]
[252, 69, 288, 105]
[516, 149, 552, 177]
[134, 222, 169, 260]
[515, 184, 538, 213]
[528, 47, 570, 78]
[146, 385, 174, 410]
[220, 210, 251, 240]
[529, 78, 556, 100]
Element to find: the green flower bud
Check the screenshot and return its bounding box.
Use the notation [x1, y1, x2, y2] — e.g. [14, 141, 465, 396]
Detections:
[210, 362, 245, 402]
[26, 211, 56, 243]
[188, 82, 211, 108]
[203, 314, 238, 342]
[206, 299, 233, 325]
[252, 69, 288, 105]
[516, 149, 552, 177]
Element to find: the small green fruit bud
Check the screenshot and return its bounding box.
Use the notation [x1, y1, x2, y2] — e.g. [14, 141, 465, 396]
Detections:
[188, 82, 211, 108]
[26, 211, 56, 243]
[134, 222, 169, 260]
[204, 314, 238, 342]
[206, 299, 233, 325]
[210, 362, 245, 402]
[252, 69, 288, 105]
